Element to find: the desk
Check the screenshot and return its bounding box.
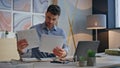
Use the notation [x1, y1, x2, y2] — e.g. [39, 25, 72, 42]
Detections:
[0, 53, 120, 68]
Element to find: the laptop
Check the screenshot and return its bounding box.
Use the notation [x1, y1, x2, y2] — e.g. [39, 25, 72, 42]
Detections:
[0, 38, 20, 62]
[74, 41, 100, 61]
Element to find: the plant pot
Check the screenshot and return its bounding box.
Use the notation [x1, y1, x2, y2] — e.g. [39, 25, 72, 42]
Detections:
[87, 57, 96, 66]
[79, 61, 87, 67]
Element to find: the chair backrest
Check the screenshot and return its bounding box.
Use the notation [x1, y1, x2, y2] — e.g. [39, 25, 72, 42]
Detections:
[0, 38, 20, 61]
[74, 41, 100, 61]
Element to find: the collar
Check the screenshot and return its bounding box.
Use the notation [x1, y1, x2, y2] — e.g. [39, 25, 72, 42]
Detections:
[42, 23, 57, 31]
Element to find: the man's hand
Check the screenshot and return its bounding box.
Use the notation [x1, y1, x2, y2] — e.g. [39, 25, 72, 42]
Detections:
[17, 39, 28, 54]
[53, 46, 67, 58]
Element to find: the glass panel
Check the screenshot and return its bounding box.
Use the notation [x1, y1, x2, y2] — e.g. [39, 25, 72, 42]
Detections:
[115, 0, 120, 28]
[0, 11, 11, 31]
[13, 13, 32, 32]
[13, 0, 31, 12]
[0, 0, 11, 10]
[33, 14, 45, 25]
[33, 0, 49, 13]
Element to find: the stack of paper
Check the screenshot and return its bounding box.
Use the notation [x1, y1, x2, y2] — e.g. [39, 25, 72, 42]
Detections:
[105, 49, 120, 56]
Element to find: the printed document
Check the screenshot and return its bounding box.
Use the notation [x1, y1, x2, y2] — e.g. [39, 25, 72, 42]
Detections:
[16, 29, 40, 49]
[39, 34, 64, 53]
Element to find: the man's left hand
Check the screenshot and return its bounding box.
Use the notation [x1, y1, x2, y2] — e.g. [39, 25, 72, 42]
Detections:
[53, 46, 66, 58]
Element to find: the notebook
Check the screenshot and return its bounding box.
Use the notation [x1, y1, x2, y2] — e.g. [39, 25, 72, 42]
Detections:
[0, 38, 20, 62]
[74, 41, 100, 61]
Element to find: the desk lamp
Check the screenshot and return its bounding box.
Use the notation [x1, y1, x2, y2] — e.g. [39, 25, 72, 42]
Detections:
[87, 14, 106, 41]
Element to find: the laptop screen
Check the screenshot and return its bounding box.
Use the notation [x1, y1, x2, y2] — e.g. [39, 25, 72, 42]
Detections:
[74, 41, 100, 61]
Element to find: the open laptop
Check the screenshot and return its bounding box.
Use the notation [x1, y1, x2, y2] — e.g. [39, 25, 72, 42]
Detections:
[74, 41, 100, 61]
[0, 38, 20, 62]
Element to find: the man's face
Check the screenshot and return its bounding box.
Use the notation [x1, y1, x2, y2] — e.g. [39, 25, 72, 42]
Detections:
[45, 12, 59, 29]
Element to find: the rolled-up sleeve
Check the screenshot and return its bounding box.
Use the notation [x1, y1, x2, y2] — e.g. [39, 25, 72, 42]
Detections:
[62, 44, 69, 56]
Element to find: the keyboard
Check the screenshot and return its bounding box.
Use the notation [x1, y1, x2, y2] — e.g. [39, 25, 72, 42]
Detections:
[22, 58, 54, 62]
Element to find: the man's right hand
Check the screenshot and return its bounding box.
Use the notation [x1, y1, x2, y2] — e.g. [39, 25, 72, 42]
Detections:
[17, 39, 28, 54]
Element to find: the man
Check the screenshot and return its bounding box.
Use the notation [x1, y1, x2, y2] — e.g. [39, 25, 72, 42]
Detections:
[17, 4, 68, 59]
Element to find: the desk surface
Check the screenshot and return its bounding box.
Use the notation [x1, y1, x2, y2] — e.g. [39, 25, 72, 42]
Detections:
[0, 53, 120, 68]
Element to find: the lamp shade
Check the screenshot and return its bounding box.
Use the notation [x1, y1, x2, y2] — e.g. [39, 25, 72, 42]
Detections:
[87, 14, 106, 29]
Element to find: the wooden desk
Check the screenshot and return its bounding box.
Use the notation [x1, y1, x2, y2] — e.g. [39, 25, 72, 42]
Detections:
[0, 53, 120, 68]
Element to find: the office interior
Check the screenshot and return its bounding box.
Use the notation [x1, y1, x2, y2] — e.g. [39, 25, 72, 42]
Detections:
[0, 0, 119, 59]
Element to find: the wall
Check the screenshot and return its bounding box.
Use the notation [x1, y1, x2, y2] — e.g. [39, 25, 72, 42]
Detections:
[57, 0, 92, 56]
[109, 30, 120, 49]
[92, 0, 116, 52]
[92, 0, 120, 51]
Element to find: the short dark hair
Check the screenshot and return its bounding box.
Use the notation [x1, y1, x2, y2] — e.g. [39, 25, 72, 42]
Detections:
[47, 4, 61, 16]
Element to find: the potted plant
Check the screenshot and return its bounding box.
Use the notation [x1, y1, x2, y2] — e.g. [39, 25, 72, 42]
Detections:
[87, 49, 96, 66]
[78, 56, 87, 67]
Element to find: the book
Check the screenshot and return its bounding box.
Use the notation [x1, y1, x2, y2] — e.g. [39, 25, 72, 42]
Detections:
[105, 49, 120, 56]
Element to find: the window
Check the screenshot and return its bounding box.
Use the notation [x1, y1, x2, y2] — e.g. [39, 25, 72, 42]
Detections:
[115, 0, 120, 28]
[0, 0, 51, 32]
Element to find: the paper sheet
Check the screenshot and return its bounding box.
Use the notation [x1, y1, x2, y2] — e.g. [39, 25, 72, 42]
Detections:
[0, 38, 20, 61]
[39, 34, 64, 53]
[16, 29, 40, 49]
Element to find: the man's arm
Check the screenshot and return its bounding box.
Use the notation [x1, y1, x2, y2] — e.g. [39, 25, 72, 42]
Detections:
[62, 44, 69, 56]
[53, 29, 69, 58]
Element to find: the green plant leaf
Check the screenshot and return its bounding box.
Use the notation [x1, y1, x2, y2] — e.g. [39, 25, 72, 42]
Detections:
[87, 49, 96, 57]
[79, 56, 86, 61]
